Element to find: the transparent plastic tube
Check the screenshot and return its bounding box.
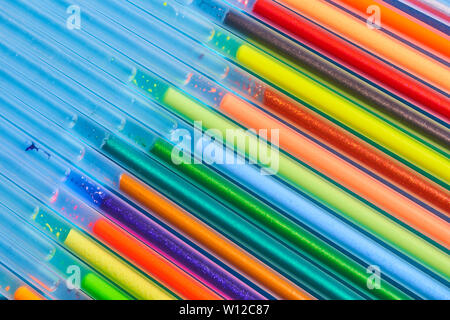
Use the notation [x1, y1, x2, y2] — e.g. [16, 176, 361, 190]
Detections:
[1, 0, 188, 85]
[0, 263, 45, 300]
[72, 0, 230, 79]
[0, 225, 90, 300]
[0, 202, 132, 300]
[0, 9, 178, 136]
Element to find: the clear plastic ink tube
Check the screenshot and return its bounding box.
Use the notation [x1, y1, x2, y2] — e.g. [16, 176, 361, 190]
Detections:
[0, 201, 133, 300]
[417, 0, 450, 11]
[0, 13, 446, 298]
[0, 263, 45, 300]
[0, 212, 90, 301]
[3, 99, 356, 299]
[0, 113, 264, 301]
